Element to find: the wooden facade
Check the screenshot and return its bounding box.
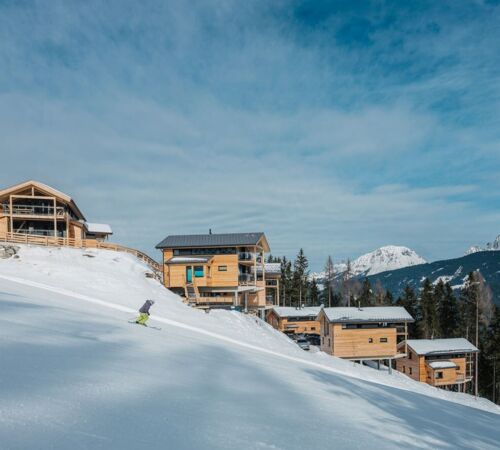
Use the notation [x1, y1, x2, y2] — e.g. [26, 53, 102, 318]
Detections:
[317, 307, 414, 362]
[266, 307, 321, 335]
[395, 339, 478, 391]
[156, 232, 270, 312]
[0, 181, 112, 242]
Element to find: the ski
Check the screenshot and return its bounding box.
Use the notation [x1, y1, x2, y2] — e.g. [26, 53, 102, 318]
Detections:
[128, 320, 161, 331]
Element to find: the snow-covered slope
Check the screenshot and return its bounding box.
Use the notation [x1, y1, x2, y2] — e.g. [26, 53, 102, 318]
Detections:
[312, 245, 426, 280]
[0, 245, 499, 450]
[465, 234, 500, 255]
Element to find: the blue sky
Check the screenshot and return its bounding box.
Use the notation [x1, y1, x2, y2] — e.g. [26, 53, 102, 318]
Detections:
[1, 0, 499, 270]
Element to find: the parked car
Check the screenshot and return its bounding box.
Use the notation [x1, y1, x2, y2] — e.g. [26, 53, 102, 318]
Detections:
[296, 337, 310, 351]
[306, 335, 321, 346]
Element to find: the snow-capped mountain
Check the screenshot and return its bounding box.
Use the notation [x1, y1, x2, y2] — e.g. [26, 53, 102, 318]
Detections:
[465, 235, 500, 255]
[312, 245, 426, 280]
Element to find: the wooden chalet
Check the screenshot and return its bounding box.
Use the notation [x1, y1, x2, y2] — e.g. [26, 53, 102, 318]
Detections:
[395, 338, 478, 391]
[317, 307, 414, 363]
[0, 180, 112, 241]
[156, 232, 270, 312]
[266, 307, 321, 335]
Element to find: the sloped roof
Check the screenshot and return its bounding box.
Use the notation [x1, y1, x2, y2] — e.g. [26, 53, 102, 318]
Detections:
[405, 338, 478, 355]
[427, 361, 457, 370]
[0, 180, 86, 220]
[271, 307, 322, 319]
[319, 307, 414, 323]
[85, 223, 113, 234]
[156, 232, 269, 251]
[166, 256, 213, 264]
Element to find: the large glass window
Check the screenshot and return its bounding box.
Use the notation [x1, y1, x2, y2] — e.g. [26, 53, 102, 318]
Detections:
[173, 247, 237, 256]
[194, 266, 204, 277]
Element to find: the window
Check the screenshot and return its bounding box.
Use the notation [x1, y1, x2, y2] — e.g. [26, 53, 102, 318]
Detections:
[409, 367, 412, 375]
[402, 366, 405, 373]
[311, 327, 316, 331]
[368, 338, 373, 343]
[218, 265, 227, 272]
[435, 372, 444, 379]
[409, 352, 412, 360]
[380, 338, 388, 343]
[194, 266, 204, 277]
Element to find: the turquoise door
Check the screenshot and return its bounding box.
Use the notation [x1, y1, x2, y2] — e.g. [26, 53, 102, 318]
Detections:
[186, 267, 193, 283]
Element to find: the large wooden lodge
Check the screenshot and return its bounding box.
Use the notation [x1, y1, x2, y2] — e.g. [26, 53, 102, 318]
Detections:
[395, 338, 478, 391]
[0, 180, 112, 241]
[156, 232, 272, 313]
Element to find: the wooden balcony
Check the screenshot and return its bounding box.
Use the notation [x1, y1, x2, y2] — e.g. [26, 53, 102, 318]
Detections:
[2, 204, 67, 219]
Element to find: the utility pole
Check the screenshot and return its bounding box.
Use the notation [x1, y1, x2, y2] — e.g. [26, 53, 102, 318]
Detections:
[488, 356, 497, 404]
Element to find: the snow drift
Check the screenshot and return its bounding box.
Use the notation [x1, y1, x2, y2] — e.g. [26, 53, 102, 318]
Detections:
[0, 245, 499, 450]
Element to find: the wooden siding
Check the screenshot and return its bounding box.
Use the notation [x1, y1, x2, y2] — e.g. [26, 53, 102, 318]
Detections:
[266, 310, 320, 334]
[0, 217, 7, 234]
[164, 254, 239, 288]
[331, 324, 397, 359]
[425, 357, 468, 386]
[395, 349, 426, 382]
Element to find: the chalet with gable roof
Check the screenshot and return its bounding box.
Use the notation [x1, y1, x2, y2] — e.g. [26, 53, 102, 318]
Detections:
[395, 338, 478, 391]
[317, 306, 414, 363]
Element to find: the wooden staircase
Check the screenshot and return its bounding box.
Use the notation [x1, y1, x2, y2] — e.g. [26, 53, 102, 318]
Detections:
[184, 282, 199, 305]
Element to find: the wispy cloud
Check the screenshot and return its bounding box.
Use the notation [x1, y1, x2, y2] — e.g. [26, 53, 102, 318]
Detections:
[0, 0, 499, 268]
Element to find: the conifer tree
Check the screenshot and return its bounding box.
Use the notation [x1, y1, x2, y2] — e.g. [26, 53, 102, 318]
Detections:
[310, 278, 320, 306]
[383, 290, 394, 305]
[280, 257, 292, 307]
[342, 259, 353, 306]
[323, 255, 336, 307]
[292, 248, 309, 307]
[373, 280, 386, 306]
[396, 284, 420, 338]
[419, 278, 439, 339]
[438, 281, 459, 338]
[358, 278, 373, 307]
[481, 306, 500, 403]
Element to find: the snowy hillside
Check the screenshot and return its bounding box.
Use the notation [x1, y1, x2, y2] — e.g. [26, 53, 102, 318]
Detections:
[0, 245, 499, 450]
[312, 245, 426, 280]
[465, 234, 500, 255]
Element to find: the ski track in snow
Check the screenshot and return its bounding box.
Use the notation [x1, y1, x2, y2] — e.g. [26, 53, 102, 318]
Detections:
[0, 271, 498, 417]
[0, 273, 408, 392]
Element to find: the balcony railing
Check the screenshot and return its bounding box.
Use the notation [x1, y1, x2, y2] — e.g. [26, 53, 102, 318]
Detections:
[239, 273, 255, 284]
[14, 229, 65, 238]
[239, 252, 254, 261]
[2, 204, 66, 217]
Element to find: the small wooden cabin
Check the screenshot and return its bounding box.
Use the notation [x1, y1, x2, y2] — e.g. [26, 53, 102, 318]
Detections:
[156, 232, 270, 312]
[266, 307, 321, 335]
[395, 338, 478, 391]
[0, 180, 112, 241]
[317, 307, 414, 362]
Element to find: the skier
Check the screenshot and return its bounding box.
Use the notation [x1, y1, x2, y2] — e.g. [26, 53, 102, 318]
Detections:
[135, 299, 155, 326]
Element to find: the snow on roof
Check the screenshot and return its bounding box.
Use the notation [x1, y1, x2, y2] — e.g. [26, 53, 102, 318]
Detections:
[320, 307, 414, 323]
[85, 223, 113, 234]
[256, 263, 281, 275]
[405, 338, 478, 355]
[427, 361, 457, 370]
[271, 307, 322, 319]
[166, 256, 213, 264]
